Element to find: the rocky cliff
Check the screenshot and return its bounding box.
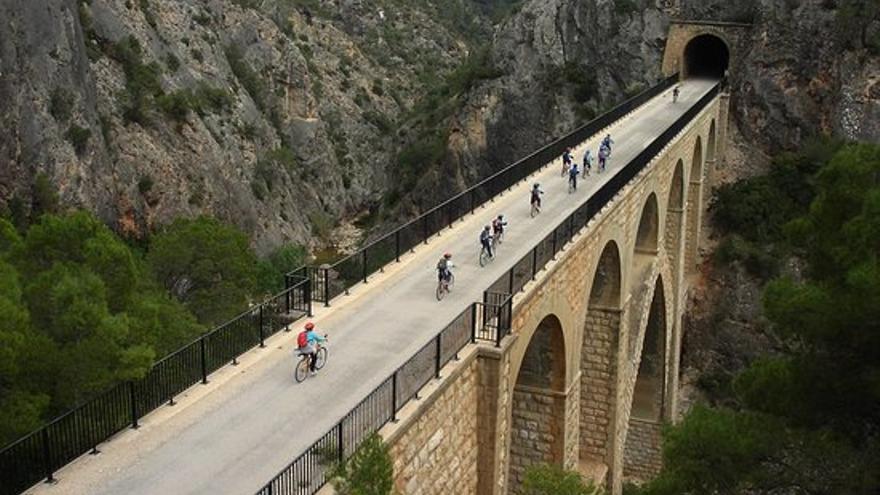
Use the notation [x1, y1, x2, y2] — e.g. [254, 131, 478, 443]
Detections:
[0, 0, 475, 253]
[1, 0, 877, 253]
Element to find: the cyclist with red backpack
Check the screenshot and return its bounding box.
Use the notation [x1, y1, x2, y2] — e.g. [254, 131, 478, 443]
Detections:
[297, 322, 326, 376]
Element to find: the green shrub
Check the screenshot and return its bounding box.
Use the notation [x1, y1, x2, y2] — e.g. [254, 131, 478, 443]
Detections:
[49, 88, 74, 121]
[108, 36, 164, 125]
[522, 464, 602, 495]
[65, 125, 92, 156]
[137, 175, 154, 194]
[225, 45, 268, 110]
[330, 433, 393, 495]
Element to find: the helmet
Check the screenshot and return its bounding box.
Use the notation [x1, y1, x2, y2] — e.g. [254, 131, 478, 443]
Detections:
[444, 252, 452, 259]
[305, 322, 315, 330]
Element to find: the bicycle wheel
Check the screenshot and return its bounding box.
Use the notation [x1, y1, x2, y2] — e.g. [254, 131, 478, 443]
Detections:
[479, 248, 490, 267]
[436, 281, 446, 301]
[447, 272, 455, 290]
[496, 232, 504, 245]
[294, 357, 309, 383]
[531, 204, 539, 218]
[314, 347, 328, 370]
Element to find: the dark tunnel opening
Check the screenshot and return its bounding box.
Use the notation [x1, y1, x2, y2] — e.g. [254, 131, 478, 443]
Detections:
[684, 34, 729, 79]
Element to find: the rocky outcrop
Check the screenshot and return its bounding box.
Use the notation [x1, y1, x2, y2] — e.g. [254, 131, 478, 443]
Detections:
[0, 0, 469, 253]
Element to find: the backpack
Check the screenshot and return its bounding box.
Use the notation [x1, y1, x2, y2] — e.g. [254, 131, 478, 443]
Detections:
[297, 331, 309, 349]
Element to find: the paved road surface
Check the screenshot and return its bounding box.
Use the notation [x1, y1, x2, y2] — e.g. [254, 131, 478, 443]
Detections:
[28, 79, 717, 495]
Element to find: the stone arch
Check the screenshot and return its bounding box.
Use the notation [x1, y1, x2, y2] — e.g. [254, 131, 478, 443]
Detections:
[634, 193, 660, 255]
[685, 137, 704, 275]
[624, 275, 669, 481]
[665, 160, 685, 276]
[579, 241, 623, 476]
[683, 33, 730, 79]
[707, 119, 717, 164]
[510, 314, 567, 491]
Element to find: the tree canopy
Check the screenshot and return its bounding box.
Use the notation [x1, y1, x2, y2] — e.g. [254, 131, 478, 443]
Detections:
[637, 143, 880, 495]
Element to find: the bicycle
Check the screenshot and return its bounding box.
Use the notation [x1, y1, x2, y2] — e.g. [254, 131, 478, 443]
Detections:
[436, 271, 455, 301]
[479, 238, 496, 267]
[294, 338, 328, 383]
[530, 200, 541, 218]
[494, 229, 504, 245]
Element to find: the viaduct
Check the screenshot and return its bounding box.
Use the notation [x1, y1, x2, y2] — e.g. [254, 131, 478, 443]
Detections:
[367, 21, 745, 495]
[9, 20, 749, 495]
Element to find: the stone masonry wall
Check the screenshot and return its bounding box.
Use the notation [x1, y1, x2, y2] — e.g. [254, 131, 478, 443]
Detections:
[580, 309, 620, 464]
[623, 418, 663, 481]
[388, 355, 479, 495]
[509, 386, 566, 493]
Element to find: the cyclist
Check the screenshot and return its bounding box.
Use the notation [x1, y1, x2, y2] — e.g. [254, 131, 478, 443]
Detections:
[563, 148, 573, 174]
[530, 183, 544, 211]
[598, 146, 608, 173]
[479, 225, 494, 259]
[602, 134, 614, 155]
[492, 214, 507, 239]
[568, 163, 580, 191]
[583, 149, 593, 176]
[672, 85, 680, 103]
[436, 252, 453, 284]
[297, 322, 326, 376]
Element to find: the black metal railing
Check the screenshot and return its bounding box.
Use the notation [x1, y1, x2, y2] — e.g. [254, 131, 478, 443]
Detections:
[0, 278, 313, 495]
[288, 74, 680, 306]
[255, 299, 509, 495]
[259, 80, 721, 495]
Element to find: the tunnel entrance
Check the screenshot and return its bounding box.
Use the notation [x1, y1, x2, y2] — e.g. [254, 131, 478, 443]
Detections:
[684, 34, 729, 79]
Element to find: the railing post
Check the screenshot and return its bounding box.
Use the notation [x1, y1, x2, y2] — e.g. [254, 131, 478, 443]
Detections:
[258, 305, 265, 348]
[323, 269, 330, 308]
[508, 269, 514, 294]
[470, 190, 475, 214]
[552, 228, 558, 259]
[531, 247, 538, 281]
[422, 216, 429, 245]
[435, 334, 442, 379]
[470, 303, 477, 343]
[362, 249, 368, 283]
[391, 372, 399, 422]
[129, 381, 139, 429]
[306, 279, 313, 317]
[41, 428, 54, 483]
[395, 230, 401, 262]
[337, 422, 344, 463]
[200, 338, 208, 385]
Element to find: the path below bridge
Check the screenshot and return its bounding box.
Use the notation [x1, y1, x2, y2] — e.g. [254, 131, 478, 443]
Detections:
[28, 79, 717, 495]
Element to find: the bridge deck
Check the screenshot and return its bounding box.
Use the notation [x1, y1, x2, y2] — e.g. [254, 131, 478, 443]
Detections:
[28, 79, 718, 495]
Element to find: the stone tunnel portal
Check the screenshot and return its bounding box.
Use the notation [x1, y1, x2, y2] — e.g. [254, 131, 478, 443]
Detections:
[684, 34, 729, 79]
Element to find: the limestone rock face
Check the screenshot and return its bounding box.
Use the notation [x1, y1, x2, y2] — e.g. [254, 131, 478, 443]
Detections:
[1, 0, 876, 252]
[446, 0, 878, 198]
[0, 0, 467, 252]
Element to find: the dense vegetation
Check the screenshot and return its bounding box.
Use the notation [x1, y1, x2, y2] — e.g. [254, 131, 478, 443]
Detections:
[635, 142, 880, 494]
[0, 210, 304, 447]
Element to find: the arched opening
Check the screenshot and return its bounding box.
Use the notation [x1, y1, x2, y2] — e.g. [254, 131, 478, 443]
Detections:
[510, 315, 567, 491]
[580, 242, 622, 472]
[685, 137, 703, 275]
[635, 194, 660, 255]
[707, 120, 717, 164]
[665, 160, 685, 276]
[631, 279, 667, 421]
[624, 277, 668, 481]
[684, 34, 729, 79]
